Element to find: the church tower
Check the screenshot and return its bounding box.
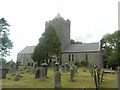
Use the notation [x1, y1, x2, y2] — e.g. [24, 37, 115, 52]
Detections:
[45, 13, 70, 51]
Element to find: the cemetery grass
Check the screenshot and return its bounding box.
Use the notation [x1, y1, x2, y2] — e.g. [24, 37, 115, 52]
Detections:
[1, 67, 116, 88]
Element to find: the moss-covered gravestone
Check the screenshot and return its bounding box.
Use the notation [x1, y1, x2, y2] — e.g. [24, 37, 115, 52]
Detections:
[61, 64, 65, 73]
[40, 63, 47, 80]
[0, 66, 8, 79]
[70, 68, 74, 82]
[54, 71, 61, 88]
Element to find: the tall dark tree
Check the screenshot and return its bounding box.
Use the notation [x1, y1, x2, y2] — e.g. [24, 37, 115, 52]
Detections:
[32, 25, 61, 66]
[0, 18, 13, 57]
[70, 39, 82, 44]
[101, 30, 120, 69]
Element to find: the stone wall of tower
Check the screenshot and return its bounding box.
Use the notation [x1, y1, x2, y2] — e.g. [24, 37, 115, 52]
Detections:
[45, 18, 70, 51]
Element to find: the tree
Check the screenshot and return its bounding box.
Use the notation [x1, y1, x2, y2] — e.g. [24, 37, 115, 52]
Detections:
[101, 30, 120, 69]
[0, 18, 13, 57]
[70, 39, 82, 44]
[32, 25, 61, 66]
[0, 58, 7, 65]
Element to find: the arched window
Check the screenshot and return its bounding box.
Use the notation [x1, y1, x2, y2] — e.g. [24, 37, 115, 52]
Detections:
[69, 54, 71, 61]
[28, 63, 30, 66]
[31, 63, 33, 66]
[72, 54, 74, 61]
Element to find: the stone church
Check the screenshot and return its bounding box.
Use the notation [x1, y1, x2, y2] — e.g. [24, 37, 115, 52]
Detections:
[17, 14, 103, 67]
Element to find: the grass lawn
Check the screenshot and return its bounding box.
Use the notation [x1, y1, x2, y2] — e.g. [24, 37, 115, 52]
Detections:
[1, 66, 116, 88]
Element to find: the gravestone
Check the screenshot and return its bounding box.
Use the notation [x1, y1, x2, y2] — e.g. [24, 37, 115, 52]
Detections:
[0, 67, 8, 79]
[70, 68, 74, 82]
[72, 65, 75, 76]
[40, 63, 47, 80]
[116, 66, 120, 89]
[44, 63, 48, 77]
[65, 63, 68, 72]
[54, 63, 59, 72]
[74, 65, 78, 75]
[54, 71, 61, 88]
[11, 64, 17, 72]
[35, 68, 40, 78]
[61, 64, 65, 73]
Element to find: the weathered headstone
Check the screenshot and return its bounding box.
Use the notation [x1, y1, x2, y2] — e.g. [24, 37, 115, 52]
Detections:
[65, 63, 68, 72]
[44, 63, 48, 77]
[74, 65, 78, 75]
[72, 65, 75, 76]
[35, 68, 40, 78]
[61, 64, 65, 73]
[54, 71, 61, 88]
[11, 64, 17, 72]
[116, 66, 120, 90]
[0, 66, 8, 79]
[54, 63, 59, 72]
[70, 68, 74, 82]
[40, 63, 47, 80]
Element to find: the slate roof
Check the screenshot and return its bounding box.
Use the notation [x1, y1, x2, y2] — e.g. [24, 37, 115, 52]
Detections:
[62, 42, 100, 53]
[18, 42, 100, 55]
[18, 46, 36, 55]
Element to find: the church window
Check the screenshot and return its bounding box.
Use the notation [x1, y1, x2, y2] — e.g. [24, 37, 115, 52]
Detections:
[69, 54, 71, 61]
[72, 54, 74, 61]
[28, 63, 30, 66]
[31, 63, 33, 66]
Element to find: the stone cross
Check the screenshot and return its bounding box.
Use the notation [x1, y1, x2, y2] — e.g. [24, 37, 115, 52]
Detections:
[116, 66, 120, 90]
[54, 71, 61, 88]
[70, 68, 74, 82]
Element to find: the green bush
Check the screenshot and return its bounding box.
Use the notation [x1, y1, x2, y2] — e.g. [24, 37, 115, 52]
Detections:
[75, 60, 89, 67]
[75, 61, 81, 67]
[80, 61, 88, 66]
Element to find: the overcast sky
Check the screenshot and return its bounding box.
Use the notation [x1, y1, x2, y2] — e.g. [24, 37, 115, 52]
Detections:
[0, 0, 119, 62]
